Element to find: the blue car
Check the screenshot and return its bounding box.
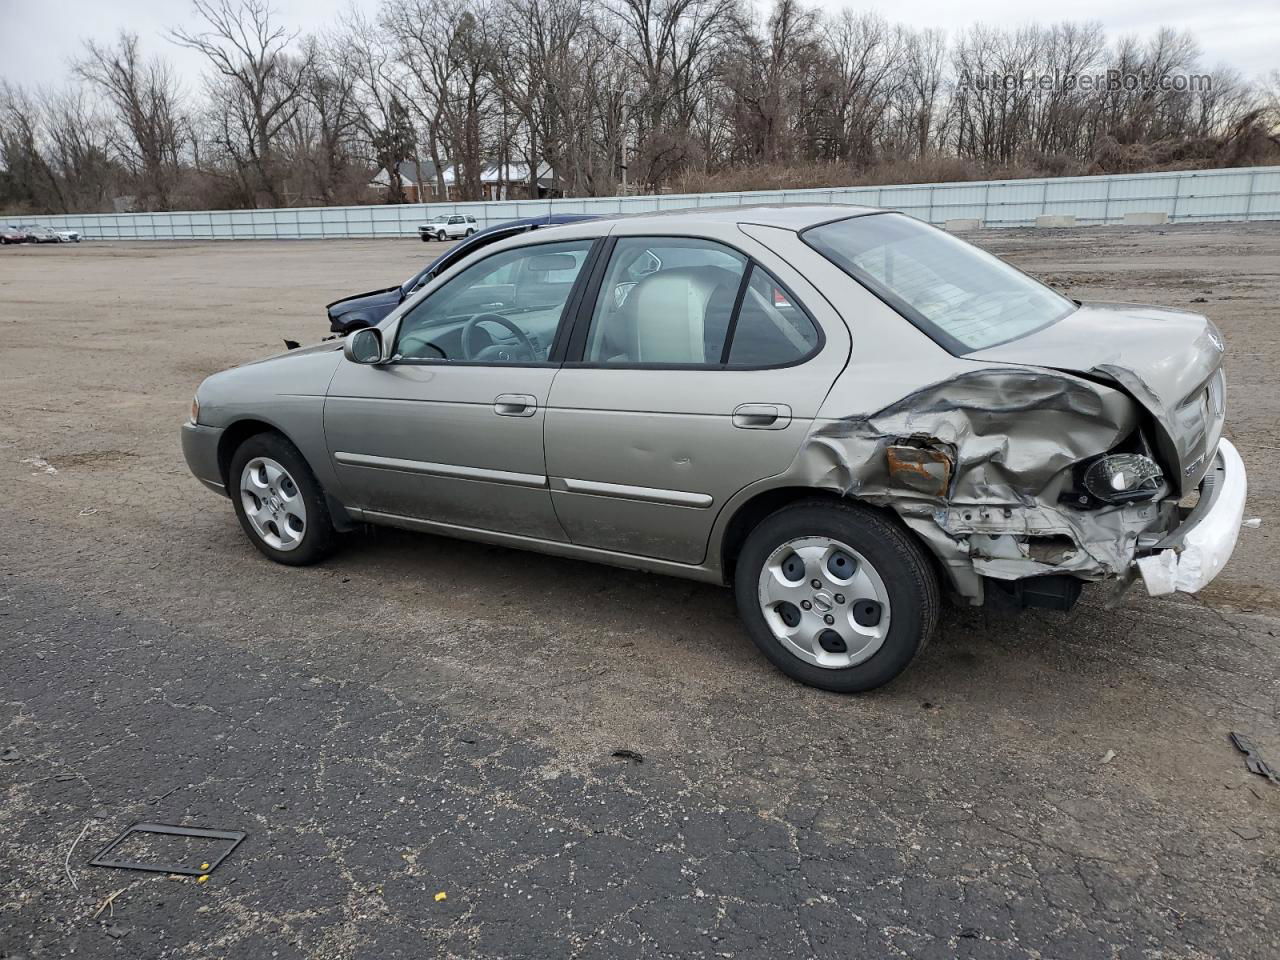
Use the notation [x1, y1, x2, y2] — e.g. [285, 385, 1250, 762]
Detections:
[326, 214, 599, 335]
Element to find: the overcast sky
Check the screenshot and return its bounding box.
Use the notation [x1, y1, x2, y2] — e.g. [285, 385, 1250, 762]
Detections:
[1, 0, 1276, 92]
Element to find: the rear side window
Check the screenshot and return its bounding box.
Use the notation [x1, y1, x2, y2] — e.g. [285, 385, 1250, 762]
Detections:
[581, 237, 819, 368]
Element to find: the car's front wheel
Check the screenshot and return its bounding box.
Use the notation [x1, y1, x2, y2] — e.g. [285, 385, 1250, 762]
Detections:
[734, 500, 938, 693]
[229, 433, 336, 566]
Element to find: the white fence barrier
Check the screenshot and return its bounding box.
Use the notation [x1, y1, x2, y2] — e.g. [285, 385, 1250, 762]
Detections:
[26, 165, 1280, 241]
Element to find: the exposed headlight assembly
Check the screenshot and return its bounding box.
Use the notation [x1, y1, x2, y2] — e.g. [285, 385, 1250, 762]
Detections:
[1081, 453, 1163, 504]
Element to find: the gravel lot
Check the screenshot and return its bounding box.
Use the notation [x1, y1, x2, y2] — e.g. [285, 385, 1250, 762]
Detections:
[1, 223, 1278, 959]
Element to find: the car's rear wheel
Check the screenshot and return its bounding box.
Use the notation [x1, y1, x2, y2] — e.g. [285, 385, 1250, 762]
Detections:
[734, 500, 938, 693]
[465, 228, 475, 237]
[229, 433, 336, 566]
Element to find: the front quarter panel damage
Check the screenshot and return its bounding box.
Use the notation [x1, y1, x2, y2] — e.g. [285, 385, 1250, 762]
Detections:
[795, 366, 1170, 601]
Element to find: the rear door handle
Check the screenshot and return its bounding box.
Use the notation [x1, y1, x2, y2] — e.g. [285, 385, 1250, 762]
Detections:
[732, 403, 792, 430]
[494, 394, 537, 417]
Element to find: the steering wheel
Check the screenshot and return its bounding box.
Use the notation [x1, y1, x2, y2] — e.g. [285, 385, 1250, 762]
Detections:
[462, 313, 539, 362]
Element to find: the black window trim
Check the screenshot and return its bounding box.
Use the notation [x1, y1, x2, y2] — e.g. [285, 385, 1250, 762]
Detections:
[388, 236, 605, 369]
[560, 233, 825, 372]
[798, 211, 1077, 357]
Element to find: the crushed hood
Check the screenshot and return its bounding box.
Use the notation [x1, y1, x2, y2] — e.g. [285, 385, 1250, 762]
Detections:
[969, 301, 1226, 492]
[326, 285, 401, 315]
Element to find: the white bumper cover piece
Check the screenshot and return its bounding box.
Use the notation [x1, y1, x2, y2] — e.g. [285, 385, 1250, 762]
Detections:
[1136, 438, 1247, 596]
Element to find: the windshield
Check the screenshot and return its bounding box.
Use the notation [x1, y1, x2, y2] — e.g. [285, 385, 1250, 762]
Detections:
[802, 213, 1075, 353]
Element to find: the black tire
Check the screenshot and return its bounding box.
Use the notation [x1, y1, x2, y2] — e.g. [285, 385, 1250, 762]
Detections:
[734, 499, 939, 693]
[465, 228, 475, 237]
[228, 432, 337, 566]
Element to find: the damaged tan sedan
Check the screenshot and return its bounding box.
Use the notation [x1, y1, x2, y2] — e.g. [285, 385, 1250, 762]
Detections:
[182, 207, 1247, 692]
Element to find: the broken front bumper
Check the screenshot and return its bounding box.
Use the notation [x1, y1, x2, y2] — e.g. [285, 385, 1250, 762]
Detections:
[1135, 438, 1247, 596]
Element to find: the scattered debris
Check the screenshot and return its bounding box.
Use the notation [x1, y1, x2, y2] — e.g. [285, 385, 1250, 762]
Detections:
[90, 822, 246, 876]
[146, 785, 182, 805]
[1230, 825, 1261, 841]
[283, 339, 301, 350]
[434, 891, 448, 902]
[20, 457, 57, 475]
[611, 749, 644, 764]
[1243, 517, 1262, 528]
[197, 875, 209, 885]
[92, 887, 128, 919]
[78, 507, 98, 517]
[1, 747, 19, 762]
[102, 920, 132, 939]
[64, 821, 93, 891]
[958, 927, 981, 939]
[1100, 749, 1117, 764]
[1191, 297, 1208, 303]
[1229, 732, 1280, 785]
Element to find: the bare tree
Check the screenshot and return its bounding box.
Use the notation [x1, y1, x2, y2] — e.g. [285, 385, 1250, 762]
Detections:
[0, 83, 66, 212]
[821, 12, 900, 163]
[41, 89, 117, 211]
[383, 0, 500, 201]
[345, 13, 416, 204]
[76, 33, 184, 210]
[603, 0, 741, 187]
[170, 0, 312, 205]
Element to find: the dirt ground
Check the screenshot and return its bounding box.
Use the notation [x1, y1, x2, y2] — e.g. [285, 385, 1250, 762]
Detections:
[1, 222, 1277, 959]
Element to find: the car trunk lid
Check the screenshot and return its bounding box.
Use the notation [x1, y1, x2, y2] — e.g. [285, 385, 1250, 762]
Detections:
[968, 301, 1226, 493]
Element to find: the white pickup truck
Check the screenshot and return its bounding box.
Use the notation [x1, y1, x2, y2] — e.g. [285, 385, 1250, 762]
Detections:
[417, 214, 478, 242]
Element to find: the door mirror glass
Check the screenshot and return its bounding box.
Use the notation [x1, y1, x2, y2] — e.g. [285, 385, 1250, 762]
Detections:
[345, 327, 383, 364]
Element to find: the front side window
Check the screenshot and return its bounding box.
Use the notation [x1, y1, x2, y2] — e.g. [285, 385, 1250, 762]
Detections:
[394, 239, 592, 364]
[582, 237, 819, 367]
[803, 213, 1075, 353]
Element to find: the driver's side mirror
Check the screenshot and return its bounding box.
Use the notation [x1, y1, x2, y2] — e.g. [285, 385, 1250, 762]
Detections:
[344, 327, 383, 364]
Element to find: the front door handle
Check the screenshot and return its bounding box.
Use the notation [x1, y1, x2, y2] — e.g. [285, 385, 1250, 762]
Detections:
[732, 403, 792, 430]
[494, 394, 537, 417]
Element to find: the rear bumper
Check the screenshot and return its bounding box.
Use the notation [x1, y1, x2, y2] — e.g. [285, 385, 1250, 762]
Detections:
[1135, 438, 1247, 595]
[181, 421, 228, 497]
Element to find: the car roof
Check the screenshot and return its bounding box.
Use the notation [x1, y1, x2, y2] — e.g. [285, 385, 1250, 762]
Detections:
[590, 203, 884, 232]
